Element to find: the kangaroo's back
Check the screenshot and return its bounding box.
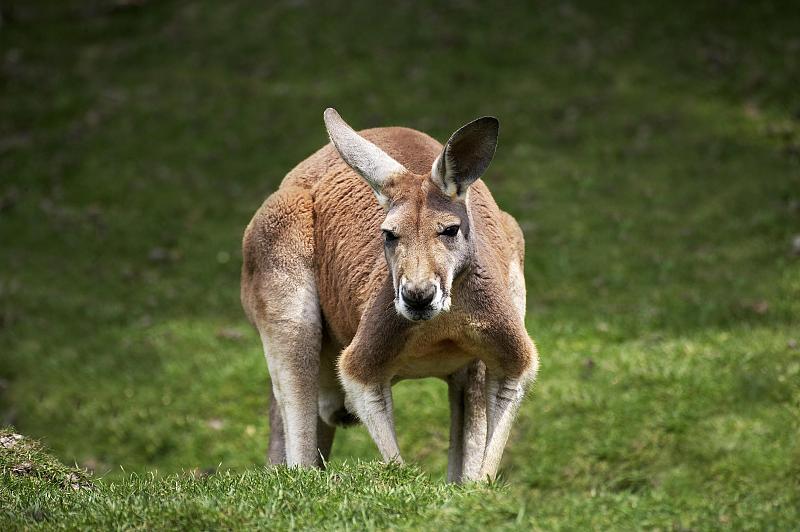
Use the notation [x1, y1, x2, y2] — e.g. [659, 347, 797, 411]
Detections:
[282, 126, 442, 189]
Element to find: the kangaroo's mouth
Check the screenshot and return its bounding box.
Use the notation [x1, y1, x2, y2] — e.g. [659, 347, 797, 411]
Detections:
[401, 307, 438, 321]
[395, 295, 446, 322]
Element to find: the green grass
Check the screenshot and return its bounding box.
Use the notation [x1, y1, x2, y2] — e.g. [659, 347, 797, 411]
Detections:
[1, 428, 509, 530]
[1, 0, 799, 529]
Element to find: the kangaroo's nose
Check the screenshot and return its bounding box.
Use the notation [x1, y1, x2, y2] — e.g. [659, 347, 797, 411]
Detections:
[401, 283, 435, 310]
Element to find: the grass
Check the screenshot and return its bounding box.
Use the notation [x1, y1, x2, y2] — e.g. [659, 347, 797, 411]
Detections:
[1, 0, 799, 529]
[1, 428, 508, 530]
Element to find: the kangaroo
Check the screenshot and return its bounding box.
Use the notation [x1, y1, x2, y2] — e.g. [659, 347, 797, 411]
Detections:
[241, 109, 539, 482]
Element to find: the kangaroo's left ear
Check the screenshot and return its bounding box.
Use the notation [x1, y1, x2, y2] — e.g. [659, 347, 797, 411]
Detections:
[431, 116, 499, 199]
[324, 108, 407, 209]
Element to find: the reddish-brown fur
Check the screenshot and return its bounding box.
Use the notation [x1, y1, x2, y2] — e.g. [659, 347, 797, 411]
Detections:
[241, 118, 538, 479]
[244, 127, 530, 368]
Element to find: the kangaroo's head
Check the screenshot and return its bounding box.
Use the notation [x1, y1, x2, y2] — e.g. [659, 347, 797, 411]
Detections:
[324, 108, 499, 322]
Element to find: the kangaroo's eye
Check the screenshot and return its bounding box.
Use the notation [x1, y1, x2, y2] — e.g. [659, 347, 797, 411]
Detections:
[440, 225, 460, 238]
[383, 229, 399, 242]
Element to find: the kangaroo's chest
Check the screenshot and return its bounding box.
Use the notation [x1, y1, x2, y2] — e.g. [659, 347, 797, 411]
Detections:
[391, 312, 490, 379]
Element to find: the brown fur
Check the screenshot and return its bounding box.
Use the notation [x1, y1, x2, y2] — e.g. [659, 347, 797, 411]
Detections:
[241, 120, 538, 477]
[244, 127, 532, 370]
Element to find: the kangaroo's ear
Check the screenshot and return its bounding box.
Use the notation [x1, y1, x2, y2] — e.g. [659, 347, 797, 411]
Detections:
[431, 116, 499, 199]
[324, 108, 407, 208]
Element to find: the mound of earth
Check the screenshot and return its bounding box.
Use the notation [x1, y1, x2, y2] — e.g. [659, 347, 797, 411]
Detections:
[1, 427, 91, 491]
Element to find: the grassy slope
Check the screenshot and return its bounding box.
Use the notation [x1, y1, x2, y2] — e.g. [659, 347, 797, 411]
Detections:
[1, 428, 509, 530]
[1, 0, 799, 528]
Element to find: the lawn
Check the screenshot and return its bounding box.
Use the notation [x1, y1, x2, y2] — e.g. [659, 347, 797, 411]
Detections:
[1, 0, 799, 529]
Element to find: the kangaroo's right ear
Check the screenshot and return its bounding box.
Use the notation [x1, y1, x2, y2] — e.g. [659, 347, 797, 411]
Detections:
[324, 108, 407, 208]
[431, 116, 499, 200]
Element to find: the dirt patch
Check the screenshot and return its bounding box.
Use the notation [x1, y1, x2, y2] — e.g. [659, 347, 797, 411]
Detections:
[1, 428, 93, 490]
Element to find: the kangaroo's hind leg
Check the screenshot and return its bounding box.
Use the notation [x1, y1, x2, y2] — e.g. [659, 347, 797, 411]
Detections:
[268, 386, 286, 464]
[315, 339, 339, 466]
[257, 281, 321, 466]
[242, 186, 322, 467]
[268, 395, 331, 467]
[447, 360, 487, 483]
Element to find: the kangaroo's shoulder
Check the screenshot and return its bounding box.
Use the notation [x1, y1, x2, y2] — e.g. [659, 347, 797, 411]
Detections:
[499, 210, 525, 265]
[241, 185, 315, 287]
[240, 184, 316, 324]
[469, 183, 524, 258]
